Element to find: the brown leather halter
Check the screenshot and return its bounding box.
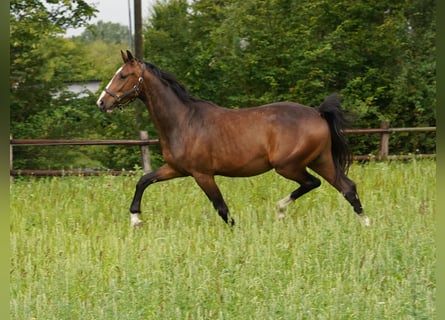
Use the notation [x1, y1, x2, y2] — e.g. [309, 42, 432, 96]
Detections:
[105, 62, 146, 107]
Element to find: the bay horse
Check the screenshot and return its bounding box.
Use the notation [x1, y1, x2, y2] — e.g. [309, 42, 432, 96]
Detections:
[97, 50, 369, 227]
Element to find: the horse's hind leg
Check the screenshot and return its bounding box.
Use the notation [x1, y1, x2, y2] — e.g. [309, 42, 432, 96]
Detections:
[309, 161, 369, 225]
[275, 169, 322, 217]
[337, 172, 363, 215]
[334, 173, 369, 226]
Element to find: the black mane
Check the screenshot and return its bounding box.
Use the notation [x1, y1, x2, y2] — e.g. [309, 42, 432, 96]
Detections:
[143, 61, 205, 104]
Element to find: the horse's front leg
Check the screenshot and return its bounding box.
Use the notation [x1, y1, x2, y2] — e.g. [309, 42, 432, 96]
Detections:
[129, 164, 184, 227]
[193, 174, 234, 226]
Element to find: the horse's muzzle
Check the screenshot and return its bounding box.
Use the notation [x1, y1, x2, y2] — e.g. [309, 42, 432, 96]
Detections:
[96, 97, 114, 113]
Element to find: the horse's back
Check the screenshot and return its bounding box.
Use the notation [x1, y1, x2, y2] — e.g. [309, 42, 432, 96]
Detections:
[246, 101, 328, 133]
[198, 101, 330, 149]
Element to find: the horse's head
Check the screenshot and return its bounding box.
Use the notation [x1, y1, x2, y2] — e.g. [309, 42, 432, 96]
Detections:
[96, 50, 145, 113]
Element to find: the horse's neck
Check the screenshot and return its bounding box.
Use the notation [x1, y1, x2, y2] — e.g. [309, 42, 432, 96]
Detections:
[142, 75, 194, 140]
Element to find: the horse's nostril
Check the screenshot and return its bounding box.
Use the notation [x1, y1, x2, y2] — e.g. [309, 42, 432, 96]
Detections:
[97, 99, 104, 109]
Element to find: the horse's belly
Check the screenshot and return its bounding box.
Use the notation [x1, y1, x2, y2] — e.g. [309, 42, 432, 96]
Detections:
[214, 155, 272, 177]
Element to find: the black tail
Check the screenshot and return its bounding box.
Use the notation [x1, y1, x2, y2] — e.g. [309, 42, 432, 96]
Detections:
[317, 94, 352, 179]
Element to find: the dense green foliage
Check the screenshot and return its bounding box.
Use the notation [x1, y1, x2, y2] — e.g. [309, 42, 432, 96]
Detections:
[10, 1, 149, 170]
[77, 20, 132, 44]
[10, 160, 436, 319]
[144, 0, 435, 156]
[10, 0, 435, 171]
[10, 0, 94, 121]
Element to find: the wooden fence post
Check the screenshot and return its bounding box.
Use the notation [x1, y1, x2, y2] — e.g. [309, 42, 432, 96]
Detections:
[379, 121, 390, 160]
[139, 131, 152, 173]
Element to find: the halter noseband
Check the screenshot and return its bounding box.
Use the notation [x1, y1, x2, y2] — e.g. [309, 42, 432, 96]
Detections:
[105, 62, 146, 107]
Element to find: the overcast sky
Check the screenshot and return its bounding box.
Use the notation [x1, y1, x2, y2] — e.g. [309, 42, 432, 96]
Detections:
[66, 0, 155, 37]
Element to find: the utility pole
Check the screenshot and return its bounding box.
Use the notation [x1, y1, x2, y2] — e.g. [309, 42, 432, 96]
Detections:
[134, 0, 144, 132]
[134, 0, 143, 59]
[133, 0, 152, 172]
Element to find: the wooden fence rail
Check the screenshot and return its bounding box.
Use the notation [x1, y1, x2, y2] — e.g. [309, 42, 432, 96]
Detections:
[10, 124, 436, 177]
[9, 139, 160, 146]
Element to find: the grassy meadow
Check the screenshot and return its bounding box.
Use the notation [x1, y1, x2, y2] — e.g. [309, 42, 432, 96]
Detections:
[10, 160, 436, 319]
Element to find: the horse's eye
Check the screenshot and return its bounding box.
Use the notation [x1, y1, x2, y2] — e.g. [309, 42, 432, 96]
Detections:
[120, 74, 127, 80]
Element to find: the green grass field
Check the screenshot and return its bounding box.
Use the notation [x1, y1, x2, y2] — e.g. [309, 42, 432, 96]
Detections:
[10, 160, 436, 319]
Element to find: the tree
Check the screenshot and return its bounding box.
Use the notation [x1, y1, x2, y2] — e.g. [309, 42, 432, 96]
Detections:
[10, 0, 97, 170]
[143, 0, 435, 155]
[10, 0, 435, 171]
[144, 0, 193, 81]
[10, 0, 97, 122]
[75, 20, 131, 44]
[10, 0, 154, 170]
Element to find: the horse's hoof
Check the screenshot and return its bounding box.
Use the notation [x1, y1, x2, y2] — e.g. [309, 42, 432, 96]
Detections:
[132, 220, 143, 228]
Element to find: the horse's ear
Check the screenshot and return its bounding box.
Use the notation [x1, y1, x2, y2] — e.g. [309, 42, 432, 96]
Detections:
[121, 50, 128, 63]
[126, 50, 135, 61]
[121, 50, 135, 63]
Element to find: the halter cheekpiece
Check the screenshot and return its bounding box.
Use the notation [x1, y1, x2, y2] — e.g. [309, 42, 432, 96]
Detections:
[105, 62, 146, 108]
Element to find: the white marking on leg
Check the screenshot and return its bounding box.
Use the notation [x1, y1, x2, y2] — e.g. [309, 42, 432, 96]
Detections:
[276, 194, 294, 219]
[130, 213, 143, 227]
[358, 214, 370, 227]
[277, 195, 293, 210]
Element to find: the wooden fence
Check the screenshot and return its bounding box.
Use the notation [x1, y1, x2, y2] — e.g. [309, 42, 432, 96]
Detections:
[10, 124, 436, 177]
